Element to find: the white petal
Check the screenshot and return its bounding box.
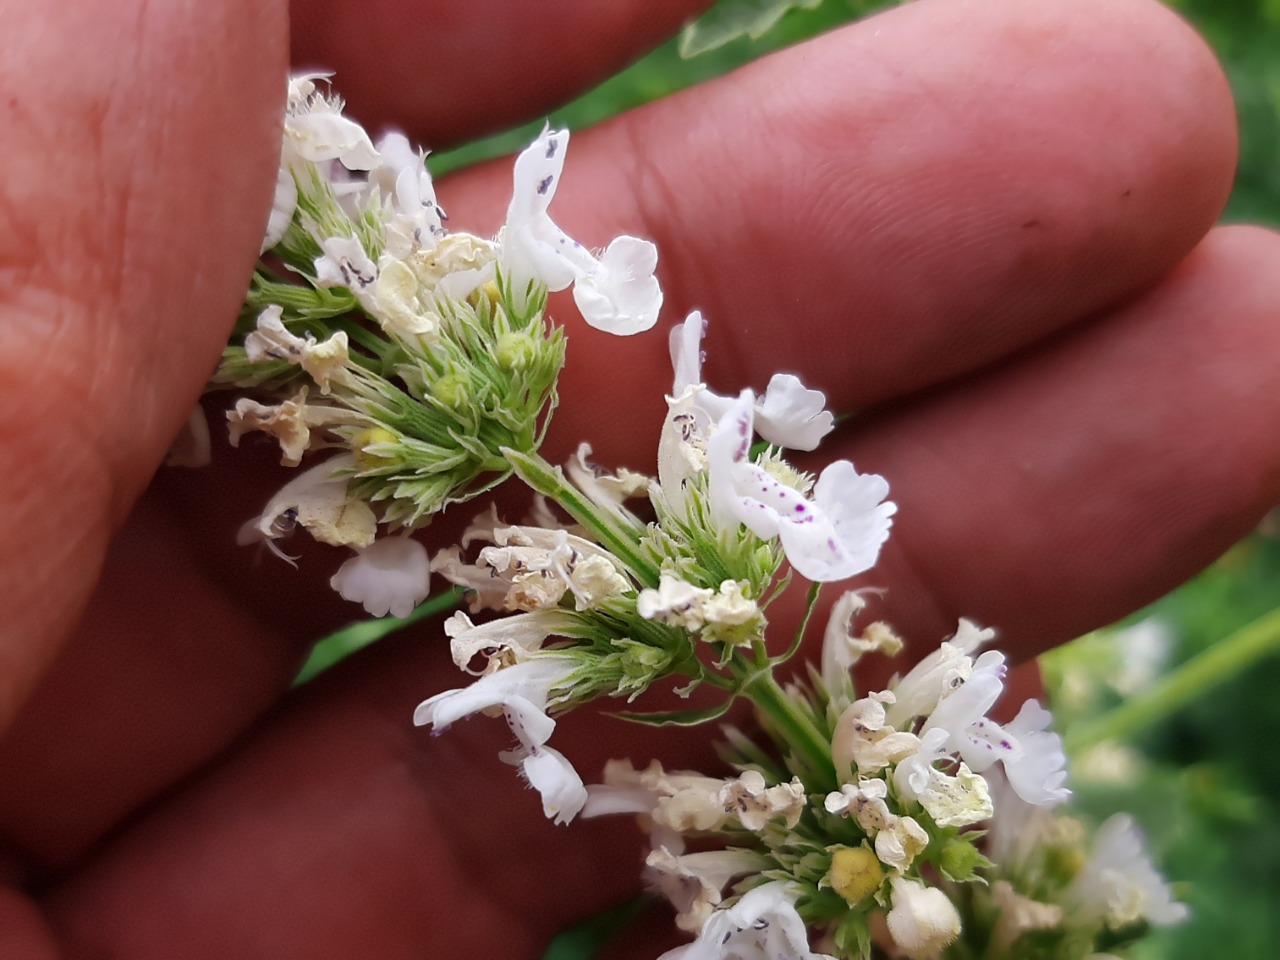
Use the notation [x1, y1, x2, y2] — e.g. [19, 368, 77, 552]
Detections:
[330, 536, 430, 618]
[412, 656, 576, 728]
[754, 373, 835, 451]
[262, 166, 298, 252]
[670, 311, 707, 395]
[508, 127, 568, 225]
[522, 745, 588, 824]
[572, 236, 663, 335]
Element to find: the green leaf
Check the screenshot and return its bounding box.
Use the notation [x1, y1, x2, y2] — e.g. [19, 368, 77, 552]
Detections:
[292, 588, 464, 685]
[540, 897, 650, 960]
[678, 0, 826, 58]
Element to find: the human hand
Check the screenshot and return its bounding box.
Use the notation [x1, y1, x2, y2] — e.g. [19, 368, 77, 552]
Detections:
[1, 0, 1278, 957]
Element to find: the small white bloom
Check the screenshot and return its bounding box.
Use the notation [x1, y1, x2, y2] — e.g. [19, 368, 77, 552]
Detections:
[571, 235, 663, 335]
[243, 306, 351, 394]
[237, 455, 377, 556]
[369, 131, 446, 259]
[583, 759, 729, 835]
[1066, 814, 1188, 929]
[884, 620, 995, 728]
[706, 391, 895, 582]
[330, 536, 431, 618]
[638, 574, 715, 629]
[646, 847, 767, 934]
[917, 761, 994, 828]
[875, 815, 930, 873]
[520, 743, 588, 825]
[283, 74, 380, 170]
[501, 127, 661, 334]
[886, 877, 962, 960]
[658, 882, 835, 960]
[228, 388, 358, 466]
[444, 607, 583, 675]
[415, 656, 587, 824]
[1000, 700, 1071, 806]
[831, 692, 920, 779]
[919, 650, 1020, 774]
[314, 234, 379, 307]
[718, 771, 807, 831]
[671, 314, 836, 450]
[566, 443, 649, 523]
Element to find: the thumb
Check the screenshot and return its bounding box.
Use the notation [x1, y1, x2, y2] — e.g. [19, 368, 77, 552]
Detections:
[0, 0, 288, 730]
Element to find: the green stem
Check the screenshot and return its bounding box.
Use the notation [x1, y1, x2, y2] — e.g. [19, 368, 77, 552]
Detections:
[738, 664, 835, 791]
[773, 581, 821, 667]
[505, 449, 661, 588]
[1065, 604, 1280, 752]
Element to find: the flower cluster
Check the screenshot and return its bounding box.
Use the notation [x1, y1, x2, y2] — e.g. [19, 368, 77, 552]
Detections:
[209, 75, 661, 615]
[210, 77, 1188, 960]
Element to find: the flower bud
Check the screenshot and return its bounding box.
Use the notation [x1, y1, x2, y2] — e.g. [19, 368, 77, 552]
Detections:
[886, 878, 962, 959]
[430, 373, 471, 409]
[496, 331, 538, 370]
[827, 845, 883, 905]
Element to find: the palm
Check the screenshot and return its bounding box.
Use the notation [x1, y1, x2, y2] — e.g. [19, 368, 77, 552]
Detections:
[2, 0, 1277, 957]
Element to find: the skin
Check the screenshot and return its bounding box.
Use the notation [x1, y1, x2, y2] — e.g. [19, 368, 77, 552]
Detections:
[0, 0, 1278, 956]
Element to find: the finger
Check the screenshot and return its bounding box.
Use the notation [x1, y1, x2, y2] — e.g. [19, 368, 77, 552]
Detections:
[0, 1, 287, 730]
[436, 0, 1235, 466]
[41, 626, 715, 959]
[843, 224, 1280, 657]
[288, 0, 715, 146]
[0, 0, 1240, 870]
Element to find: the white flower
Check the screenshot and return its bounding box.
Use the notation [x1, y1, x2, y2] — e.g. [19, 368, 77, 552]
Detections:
[283, 74, 380, 170]
[919, 650, 1019, 774]
[228, 388, 360, 466]
[314, 234, 379, 307]
[669, 313, 836, 451]
[369, 130, 445, 259]
[565, 442, 650, 523]
[583, 762, 799, 836]
[706, 391, 895, 582]
[237, 455, 377, 558]
[718, 771, 806, 831]
[500, 127, 662, 334]
[521, 744, 588, 825]
[830, 692, 920, 779]
[875, 815, 930, 874]
[646, 847, 767, 934]
[443, 608, 582, 675]
[1066, 814, 1188, 928]
[1001, 700, 1071, 806]
[658, 882, 835, 960]
[243, 305, 352, 393]
[329, 536, 431, 618]
[884, 620, 995, 728]
[263, 74, 380, 251]
[638, 574, 715, 628]
[477, 526, 631, 612]
[414, 656, 587, 824]
[886, 877, 962, 960]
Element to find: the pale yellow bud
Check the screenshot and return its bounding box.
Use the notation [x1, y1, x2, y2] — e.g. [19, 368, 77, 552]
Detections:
[827, 845, 883, 905]
[353, 427, 399, 470]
